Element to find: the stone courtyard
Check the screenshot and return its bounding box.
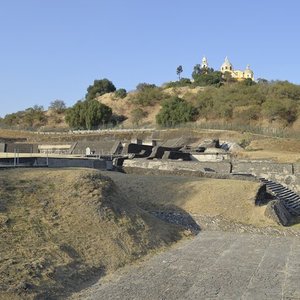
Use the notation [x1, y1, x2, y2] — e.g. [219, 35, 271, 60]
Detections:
[72, 231, 300, 300]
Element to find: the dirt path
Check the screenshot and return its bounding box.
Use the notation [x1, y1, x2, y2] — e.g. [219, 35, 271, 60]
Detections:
[71, 231, 300, 299]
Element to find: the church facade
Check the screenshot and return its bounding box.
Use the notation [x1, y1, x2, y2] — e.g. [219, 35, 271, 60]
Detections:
[201, 56, 254, 81]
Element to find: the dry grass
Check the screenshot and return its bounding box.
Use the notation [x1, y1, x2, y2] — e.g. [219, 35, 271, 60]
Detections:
[239, 138, 300, 163]
[104, 172, 275, 228]
[0, 168, 186, 299]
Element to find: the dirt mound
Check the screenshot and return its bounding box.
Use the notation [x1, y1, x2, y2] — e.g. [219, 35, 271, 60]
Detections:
[0, 169, 187, 299]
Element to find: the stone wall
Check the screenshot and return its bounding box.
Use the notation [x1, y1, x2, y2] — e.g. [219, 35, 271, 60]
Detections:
[122, 159, 300, 193]
[0, 143, 5, 152]
[232, 161, 300, 193]
[232, 161, 293, 176]
[0, 157, 109, 170]
[123, 159, 232, 174]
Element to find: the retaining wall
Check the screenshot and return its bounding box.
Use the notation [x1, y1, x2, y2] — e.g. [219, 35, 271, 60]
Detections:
[123, 159, 300, 193]
[0, 157, 109, 170]
[123, 159, 232, 174]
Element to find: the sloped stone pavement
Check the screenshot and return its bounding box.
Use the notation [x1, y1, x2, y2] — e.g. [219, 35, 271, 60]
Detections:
[72, 231, 300, 300]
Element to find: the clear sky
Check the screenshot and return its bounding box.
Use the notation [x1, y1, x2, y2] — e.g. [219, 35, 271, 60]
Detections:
[1, 0, 300, 116]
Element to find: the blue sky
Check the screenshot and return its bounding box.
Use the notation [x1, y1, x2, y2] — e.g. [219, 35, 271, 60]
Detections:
[0, 0, 300, 116]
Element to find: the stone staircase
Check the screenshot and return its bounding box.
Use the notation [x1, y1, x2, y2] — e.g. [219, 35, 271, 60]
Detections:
[260, 178, 300, 216]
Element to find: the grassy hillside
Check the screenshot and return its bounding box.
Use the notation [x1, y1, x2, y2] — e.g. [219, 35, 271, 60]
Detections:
[0, 169, 187, 299]
[2, 80, 300, 131]
[104, 81, 300, 129]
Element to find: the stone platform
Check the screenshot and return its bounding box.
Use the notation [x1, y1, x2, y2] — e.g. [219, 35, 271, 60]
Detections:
[73, 231, 300, 300]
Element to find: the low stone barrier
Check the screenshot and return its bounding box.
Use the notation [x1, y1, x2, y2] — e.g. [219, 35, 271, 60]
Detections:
[123, 159, 232, 174]
[0, 157, 109, 170]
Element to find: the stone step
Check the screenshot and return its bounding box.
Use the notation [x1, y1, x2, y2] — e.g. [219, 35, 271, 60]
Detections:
[277, 196, 300, 203]
[259, 178, 300, 216]
[278, 195, 298, 201]
[266, 183, 286, 188]
[278, 191, 298, 197]
[270, 188, 290, 194]
[284, 205, 300, 215]
[285, 195, 300, 201]
[286, 201, 300, 208]
[286, 198, 300, 205]
[285, 202, 300, 209]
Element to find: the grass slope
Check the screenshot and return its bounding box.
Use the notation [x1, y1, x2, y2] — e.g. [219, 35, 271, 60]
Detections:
[0, 168, 186, 299]
[104, 172, 275, 228]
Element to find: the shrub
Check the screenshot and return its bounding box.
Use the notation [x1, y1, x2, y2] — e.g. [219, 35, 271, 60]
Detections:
[130, 86, 165, 106]
[156, 97, 198, 126]
[2, 105, 47, 129]
[262, 98, 298, 124]
[164, 78, 192, 88]
[131, 108, 148, 125]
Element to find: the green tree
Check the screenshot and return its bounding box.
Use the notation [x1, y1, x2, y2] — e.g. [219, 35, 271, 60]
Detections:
[65, 100, 112, 129]
[86, 78, 116, 101]
[136, 82, 157, 92]
[176, 65, 183, 80]
[164, 78, 192, 88]
[114, 88, 127, 99]
[156, 97, 198, 126]
[65, 101, 86, 129]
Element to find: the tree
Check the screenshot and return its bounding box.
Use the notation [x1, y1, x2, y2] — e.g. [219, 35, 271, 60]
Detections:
[176, 65, 183, 80]
[193, 71, 223, 86]
[136, 82, 156, 92]
[85, 100, 112, 129]
[48, 100, 66, 113]
[86, 78, 116, 101]
[192, 64, 202, 80]
[65, 101, 86, 129]
[115, 88, 127, 99]
[240, 78, 256, 86]
[257, 78, 269, 84]
[156, 97, 198, 126]
[192, 64, 219, 85]
[65, 100, 112, 129]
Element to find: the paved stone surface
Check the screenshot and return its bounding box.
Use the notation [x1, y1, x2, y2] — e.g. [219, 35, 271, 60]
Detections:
[73, 232, 300, 300]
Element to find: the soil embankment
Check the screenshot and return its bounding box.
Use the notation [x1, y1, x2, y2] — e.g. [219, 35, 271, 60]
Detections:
[0, 168, 188, 299]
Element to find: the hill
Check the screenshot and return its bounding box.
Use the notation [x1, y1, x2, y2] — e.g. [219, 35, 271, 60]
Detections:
[1, 79, 300, 132]
[96, 80, 300, 130]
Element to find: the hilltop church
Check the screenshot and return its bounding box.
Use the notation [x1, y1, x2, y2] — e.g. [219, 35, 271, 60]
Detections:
[201, 56, 254, 81]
